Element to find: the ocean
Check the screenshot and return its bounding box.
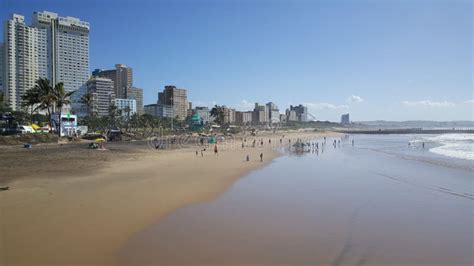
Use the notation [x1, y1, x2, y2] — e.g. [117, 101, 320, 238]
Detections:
[119, 134, 473, 266]
[411, 133, 474, 161]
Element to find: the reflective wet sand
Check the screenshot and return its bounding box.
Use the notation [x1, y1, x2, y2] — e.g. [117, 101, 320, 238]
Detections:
[119, 135, 473, 266]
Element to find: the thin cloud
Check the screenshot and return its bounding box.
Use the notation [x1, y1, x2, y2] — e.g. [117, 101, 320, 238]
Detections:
[346, 95, 364, 103]
[235, 100, 254, 111]
[465, 99, 474, 104]
[401, 100, 456, 107]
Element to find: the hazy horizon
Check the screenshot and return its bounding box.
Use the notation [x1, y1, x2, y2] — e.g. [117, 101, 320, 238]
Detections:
[1, 0, 472, 121]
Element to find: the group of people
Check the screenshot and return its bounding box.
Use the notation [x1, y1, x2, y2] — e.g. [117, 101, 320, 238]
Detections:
[194, 143, 265, 163]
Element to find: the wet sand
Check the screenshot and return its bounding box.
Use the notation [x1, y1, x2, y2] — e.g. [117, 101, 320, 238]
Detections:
[0, 130, 332, 265]
[119, 135, 473, 266]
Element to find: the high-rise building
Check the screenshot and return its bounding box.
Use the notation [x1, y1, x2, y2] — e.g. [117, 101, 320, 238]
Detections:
[85, 77, 115, 117]
[223, 106, 236, 124]
[341, 113, 350, 124]
[235, 111, 253, 125]
[2, 11, 89, 110]
[289, 104, 308, 122]
[158, 85, 188, 120]
[253, 102, 268, 125]
[127, 87, 143, 114]
[32, 11, 90, 93]
[3, 14, 48, 110]
[93, 64, 132, 99]
[286, 109, 298, 122]
[266, 102, 280, 124]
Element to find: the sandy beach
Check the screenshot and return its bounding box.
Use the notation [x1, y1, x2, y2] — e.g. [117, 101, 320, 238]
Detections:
[0, 130, 336, 265]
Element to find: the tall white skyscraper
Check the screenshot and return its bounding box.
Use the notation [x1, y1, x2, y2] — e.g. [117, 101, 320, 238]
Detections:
[2, 11, 90, 110]
[3, 14, 48, 110]
[32, 11, 90, 92]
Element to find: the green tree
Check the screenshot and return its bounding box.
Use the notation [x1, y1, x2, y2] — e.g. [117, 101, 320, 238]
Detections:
[35, 78, 55, 119]
[21, 88, 40, 122]
[20, 78, 55, 125]
[79, 92, 94, 117]
[139, 114, 157, 137]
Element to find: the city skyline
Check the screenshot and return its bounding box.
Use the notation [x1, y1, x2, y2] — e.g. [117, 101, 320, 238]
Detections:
[1, 0, 472, 121]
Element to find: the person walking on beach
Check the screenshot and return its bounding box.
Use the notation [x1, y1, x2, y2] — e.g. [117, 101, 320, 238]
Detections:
[196, 150, 198, 156]
[422, 142, 425, 149]
[246, 155, 250, 161]
[352, 139, 354, 146]
[201, 149, 205, 157]
[260, 153, 263, 162]
[242, 142, 245, 149]
[214, 145, 218, 155]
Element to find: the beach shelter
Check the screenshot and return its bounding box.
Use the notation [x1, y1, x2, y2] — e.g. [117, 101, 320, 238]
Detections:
[208, 136, 216, 144]
[190, 113, 204, 130]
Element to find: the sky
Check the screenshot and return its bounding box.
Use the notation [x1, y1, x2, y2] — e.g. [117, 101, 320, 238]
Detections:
[1, 0, 472, 121]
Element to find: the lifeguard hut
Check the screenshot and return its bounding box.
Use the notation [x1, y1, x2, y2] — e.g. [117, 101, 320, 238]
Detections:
[51, 113, 78, 137]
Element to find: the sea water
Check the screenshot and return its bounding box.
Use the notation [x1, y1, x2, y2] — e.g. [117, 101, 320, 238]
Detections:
[120, 134, 473, 266]
[409, 134, 474, 161]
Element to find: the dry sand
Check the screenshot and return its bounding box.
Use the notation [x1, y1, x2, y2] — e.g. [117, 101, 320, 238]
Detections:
[0, 130, 338, 266]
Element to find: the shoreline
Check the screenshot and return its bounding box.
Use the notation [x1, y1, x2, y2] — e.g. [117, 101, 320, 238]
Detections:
[0, 130, 339, 265]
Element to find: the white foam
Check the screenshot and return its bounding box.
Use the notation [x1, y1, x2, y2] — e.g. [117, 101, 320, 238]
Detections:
[430, 143, 474, 161]
[422, 134, 474, 161]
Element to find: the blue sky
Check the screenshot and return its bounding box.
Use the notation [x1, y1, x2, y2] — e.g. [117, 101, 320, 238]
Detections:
[1, 0, 472, 121]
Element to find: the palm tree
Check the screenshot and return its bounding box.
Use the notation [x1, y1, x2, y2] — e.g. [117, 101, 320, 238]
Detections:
[21, 78, 55, 124]
[21, 87, 40, 122]
[51, 82, 74, 136]
[79, 92, 94, 116]
[210, 105, 225, 126]
[35, 78, 54, 118]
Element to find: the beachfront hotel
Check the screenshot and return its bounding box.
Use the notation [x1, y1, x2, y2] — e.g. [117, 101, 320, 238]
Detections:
[1, 11, 90, 110]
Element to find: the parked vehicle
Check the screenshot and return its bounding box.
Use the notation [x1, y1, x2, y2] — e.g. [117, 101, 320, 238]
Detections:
[17, 125, 35, 134]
